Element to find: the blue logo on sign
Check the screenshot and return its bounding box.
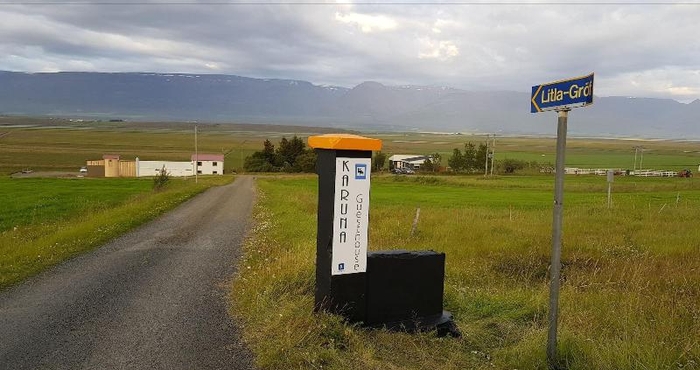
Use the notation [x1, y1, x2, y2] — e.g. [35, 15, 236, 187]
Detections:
[355, 164, 367, 180]
[338, 263, 345, 271]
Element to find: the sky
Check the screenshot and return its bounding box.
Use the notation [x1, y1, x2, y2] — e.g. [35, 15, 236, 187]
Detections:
[1, 1, 699, 102]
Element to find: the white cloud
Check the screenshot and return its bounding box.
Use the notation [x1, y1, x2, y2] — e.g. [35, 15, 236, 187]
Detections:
[334, 12, 398, 33]
[0, 2, 698, 102]
[418, 38, 459, 61]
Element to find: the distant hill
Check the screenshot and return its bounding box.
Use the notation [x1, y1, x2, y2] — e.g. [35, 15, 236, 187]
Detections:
[1, 71, 698, 138]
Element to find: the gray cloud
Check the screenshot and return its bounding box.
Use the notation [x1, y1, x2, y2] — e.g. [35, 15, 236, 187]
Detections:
[0, 1, 698, 102]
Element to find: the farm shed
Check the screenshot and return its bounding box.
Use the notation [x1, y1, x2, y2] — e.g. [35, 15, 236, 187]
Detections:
[136, 158, 194, 177]
[191, 154, 224, 175]
[103, 154, 121, 177]
[89, 155, 136, 177]
[388, 154, 431, 170]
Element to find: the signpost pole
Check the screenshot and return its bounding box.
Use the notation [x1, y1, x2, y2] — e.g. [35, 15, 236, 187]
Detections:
[547, 109, 568, 366]
[531, 72, 593, 368]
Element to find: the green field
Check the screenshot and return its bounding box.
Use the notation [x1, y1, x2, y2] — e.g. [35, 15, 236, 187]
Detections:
[0, 117, 341, 175]
[0, 175, 232, 289]
[2, 118, 699, 175]
[3, 118, 700, 368]
[231, 174, 700, 370]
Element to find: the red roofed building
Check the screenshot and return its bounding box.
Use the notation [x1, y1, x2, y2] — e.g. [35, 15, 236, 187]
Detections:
[191, 153, 224, 175]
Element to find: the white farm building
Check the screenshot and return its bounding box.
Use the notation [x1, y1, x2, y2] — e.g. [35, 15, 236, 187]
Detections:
[87, 153, 224, 177]
[136, 159, 195, 177]
[388, 154, 432, 170]
[192, 154, 224, 175]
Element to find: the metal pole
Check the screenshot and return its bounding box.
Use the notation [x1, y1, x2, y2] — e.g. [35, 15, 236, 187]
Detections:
[608, 182, 612, 209]
[484, 134, 489, 176]
[634, 147, 638, 172]
[640, 147, 644, 170]
[195, 125, 198, 184]
[490, 134, 496, 176]
[547, 109, 568, 367]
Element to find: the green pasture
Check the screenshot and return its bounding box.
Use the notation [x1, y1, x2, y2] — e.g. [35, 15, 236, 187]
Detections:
[0, 121, 308, 175]
[2, 120, 699, 176]
[0, 177, 150, 232]
[0, 175, 233, 289]
[231, 174, 700, 370]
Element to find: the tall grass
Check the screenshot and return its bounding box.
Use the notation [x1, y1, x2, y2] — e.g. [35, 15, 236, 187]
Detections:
[231, 174, 700, 369]
[0, 175, 233, 289]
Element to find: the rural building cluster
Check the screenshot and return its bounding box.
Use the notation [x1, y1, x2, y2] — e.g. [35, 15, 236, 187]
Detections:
[85, 154, 224, 177]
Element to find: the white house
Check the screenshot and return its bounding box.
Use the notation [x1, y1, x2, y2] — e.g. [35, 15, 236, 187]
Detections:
[388, 154, 432, 170]
[191, 154, 224, 175]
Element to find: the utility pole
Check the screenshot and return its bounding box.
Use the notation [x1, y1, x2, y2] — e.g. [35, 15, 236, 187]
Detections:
[490, 134, 496, 176]
[195, 125, 198, 184]
[484, 134, 490, 176]
[633, 145, 645, 172]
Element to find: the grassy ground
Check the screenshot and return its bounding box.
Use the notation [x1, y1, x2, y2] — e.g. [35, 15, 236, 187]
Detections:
[2, 119, 699, 175]
[0, 175, 233, 289]
[231, 174, 700, 370]
[0, 117, 341, 175]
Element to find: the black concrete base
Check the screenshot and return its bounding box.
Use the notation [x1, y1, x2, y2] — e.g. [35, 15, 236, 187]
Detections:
[363, 250, 460, 337]
[366, 310, 461, 337]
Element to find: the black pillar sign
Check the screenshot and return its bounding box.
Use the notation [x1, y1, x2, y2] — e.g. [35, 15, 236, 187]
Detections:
[333, 157, 371, 275]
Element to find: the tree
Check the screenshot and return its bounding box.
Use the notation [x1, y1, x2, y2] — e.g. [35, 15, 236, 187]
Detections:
[475, 142, 488, 172]
[294, 151, 317, 173]
[421, 158, 434, 172]
[277, 135, 305, 168]
[431, 153, 442, 172]
[261, 139, 277, 165]
[464, 142, 477, 171]
[448, 148, 465, 172]
[244, 151, 276, 172]
[244, 136, 317, 173]
[372, 151, 387, 172]
[499, 158, 526, 174]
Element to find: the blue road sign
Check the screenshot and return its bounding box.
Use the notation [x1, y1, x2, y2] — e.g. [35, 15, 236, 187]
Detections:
[531, 73, 594, 113]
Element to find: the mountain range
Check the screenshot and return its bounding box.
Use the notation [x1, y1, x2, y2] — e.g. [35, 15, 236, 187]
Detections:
[1, 71, 698, 138]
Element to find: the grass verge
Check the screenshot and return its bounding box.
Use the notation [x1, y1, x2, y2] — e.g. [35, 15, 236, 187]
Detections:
[0, 175, 233, 289]
[231, 174, 700, 369]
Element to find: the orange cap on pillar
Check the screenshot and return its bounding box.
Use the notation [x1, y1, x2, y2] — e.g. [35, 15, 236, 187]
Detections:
[308, 134, 382, 151]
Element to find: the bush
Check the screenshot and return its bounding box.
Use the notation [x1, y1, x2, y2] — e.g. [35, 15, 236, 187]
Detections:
[153, 165, 170, 190]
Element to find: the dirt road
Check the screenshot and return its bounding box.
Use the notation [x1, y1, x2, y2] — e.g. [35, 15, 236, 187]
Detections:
[0, 176, 256, 369]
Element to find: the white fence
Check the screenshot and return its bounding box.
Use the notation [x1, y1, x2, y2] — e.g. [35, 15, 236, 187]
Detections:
[564, 167, 679, 177]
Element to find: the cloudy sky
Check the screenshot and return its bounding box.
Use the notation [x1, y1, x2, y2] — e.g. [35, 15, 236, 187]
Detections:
[1, 1, 698, 102]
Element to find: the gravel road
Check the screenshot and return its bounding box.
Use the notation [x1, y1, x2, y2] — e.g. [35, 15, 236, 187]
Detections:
[0, 176, 257, 370]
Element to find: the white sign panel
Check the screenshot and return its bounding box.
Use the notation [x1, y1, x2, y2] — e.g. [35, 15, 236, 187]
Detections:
[332, 157, 371, 275]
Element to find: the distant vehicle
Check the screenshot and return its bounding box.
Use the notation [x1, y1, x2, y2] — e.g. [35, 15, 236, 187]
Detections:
[79, 166, 88, 173]
[391, 168, 415, 175]
[21, 169, 33, 174]
[678, 169, 692, 178]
